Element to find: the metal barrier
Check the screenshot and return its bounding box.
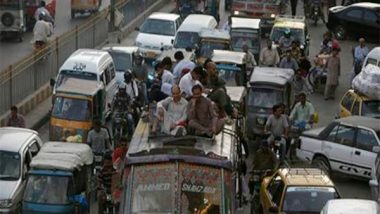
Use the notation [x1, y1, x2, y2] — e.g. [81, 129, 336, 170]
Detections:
[0, 0, 157, 116]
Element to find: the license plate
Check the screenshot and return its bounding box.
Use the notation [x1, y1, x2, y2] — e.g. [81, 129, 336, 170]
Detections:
[94, 156, 103, 162]
[146, 51, 156, 58]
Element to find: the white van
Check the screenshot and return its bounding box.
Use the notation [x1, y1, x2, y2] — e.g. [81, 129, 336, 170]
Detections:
[321, 199, 379, 214]
[363, 47, 380, 69]
[135, 12, 182, 60]
[52, 49, 118, 116]
[173, 14, 217, 49]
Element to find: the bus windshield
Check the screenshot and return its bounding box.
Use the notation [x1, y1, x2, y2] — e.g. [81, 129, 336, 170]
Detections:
[199, 41, 230, 58]
[56, 70, 97, 88]
[231, 30, 260, 53]
[128, 163, 224, 214]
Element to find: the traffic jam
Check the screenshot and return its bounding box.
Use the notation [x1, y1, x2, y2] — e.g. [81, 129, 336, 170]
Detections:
[0, 0, 380, 213]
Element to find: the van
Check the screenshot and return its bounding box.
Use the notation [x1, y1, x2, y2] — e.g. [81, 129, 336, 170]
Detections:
[173, 14, 217, 49]
[363, 47, 380, 69]
[51, 49, 118, 118]
[0, 127, 43, 213]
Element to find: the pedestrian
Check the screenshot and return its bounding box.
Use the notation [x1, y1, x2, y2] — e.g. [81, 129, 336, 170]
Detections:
[242, 44, 257, 83]
[6, 106, 26, 128]
[34, 0, 51, 21]
[87, 120, 112, 154]
[324, 48, 341, 100]
[260, 40, 280, 67]
[350, 38, 369, 84]
[290, 0, 298, 16]
[222, 16, 232, 32]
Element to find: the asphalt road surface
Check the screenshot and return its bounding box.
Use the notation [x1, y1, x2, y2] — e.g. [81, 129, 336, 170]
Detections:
[0, 0, 110, 71]
[36, 0, 378, 212]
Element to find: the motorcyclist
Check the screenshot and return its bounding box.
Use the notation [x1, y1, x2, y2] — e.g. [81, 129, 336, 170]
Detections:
[264, 104, 289, 162]
[278, 29, 294, 53]
[289, 92, 315, 130]
[124, 70, 142, 124]
[310, 0, 326, 23]
[112, 83, 135, 138]
[87, 119, 112, 154]
[97, 152, 117, 214]
[33, 12, 53, 50]
[252, 140, 278, 171]
[132, 52, 148, 106]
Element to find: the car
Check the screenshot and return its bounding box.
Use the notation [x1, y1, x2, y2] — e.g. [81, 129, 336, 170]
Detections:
[270, 15, 310, 56]
[102, 45, 139, 85]
[370, 151, 380, 204]
[321, 199, 379, 214]
[338, 89, 380, 118]
[326, 3, 380, 42]
[296, 116, 380, 179]
[260, 168, 340, 214]
[0, 127, 43, 213]
[135, 12, 182, 60]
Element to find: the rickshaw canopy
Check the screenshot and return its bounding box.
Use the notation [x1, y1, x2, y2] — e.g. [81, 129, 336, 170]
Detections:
[199, 28, 230, 40]
[231, 17, 261, 30]
[273, 15, 305, 29]
[30, 142, 93, 171]
[212, 50, 246, 65]
[250, 67, 294, 86]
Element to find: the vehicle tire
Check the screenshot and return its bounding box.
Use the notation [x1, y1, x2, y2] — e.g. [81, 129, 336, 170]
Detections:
[334, 25, 346, 40]
[313, 156, 331, 176]
[71, 10, 75, 19]
[1, 12, 14, 27]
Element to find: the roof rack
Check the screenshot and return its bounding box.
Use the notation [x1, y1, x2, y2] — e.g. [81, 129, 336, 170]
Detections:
[284, 167, 326, 177]
[275, 15, 305, 22]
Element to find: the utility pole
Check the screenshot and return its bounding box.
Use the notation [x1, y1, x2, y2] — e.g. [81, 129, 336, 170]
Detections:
[110, 0, 116, 31]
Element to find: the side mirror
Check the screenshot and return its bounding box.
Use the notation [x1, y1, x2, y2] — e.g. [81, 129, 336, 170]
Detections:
[171, 39, 174, 44]
[370, 179, 378, 188]
[269, 205, 279, 213]
[373, 146, 380, 153]
[107, 103, 111, 109]
[50, 78, 56, 87]
[135, 27, 139, 31]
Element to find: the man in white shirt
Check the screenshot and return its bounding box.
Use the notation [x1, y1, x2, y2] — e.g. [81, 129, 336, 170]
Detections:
[34, 1, 51, 21]
[173, 51, 195, 83]
[260, 40, 280, 67]
[124, 70, 139, 101]
[153, 85, 188, 136]
[33, 12, 52, 47]
[179, 66, 204, 99]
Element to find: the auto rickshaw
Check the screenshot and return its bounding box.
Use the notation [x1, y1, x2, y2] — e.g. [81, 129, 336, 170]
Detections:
[49, 78, 108, 143]
[246, 67, 294, 140]
[22, 142, 93, 214]
[71, 0, 102, 19]
[0, 0, 55, 41]
[230, 17, 261, 63]
[195, 28, 231, 65]
[211, 49, 247, 86]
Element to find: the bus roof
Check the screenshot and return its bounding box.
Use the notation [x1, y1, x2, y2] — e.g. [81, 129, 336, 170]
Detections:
[126, 120, 237, 169]
[55, 78, 102, 96]
[231, 17, 260, 29]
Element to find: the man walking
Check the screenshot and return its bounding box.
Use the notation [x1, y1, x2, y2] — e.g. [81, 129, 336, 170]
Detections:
[6, 106, 25, 128]
[324, 48, 341, 100]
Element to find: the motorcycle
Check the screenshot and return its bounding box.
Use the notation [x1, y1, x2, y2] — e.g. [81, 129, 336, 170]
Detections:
[112, 110, 128, 145]
[310, 0, 322, 26]
[248, 169, 272, 214]
[307, 54, 328, 93]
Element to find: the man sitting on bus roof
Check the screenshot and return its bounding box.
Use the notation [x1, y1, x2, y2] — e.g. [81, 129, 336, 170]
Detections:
[187, 84, 225, 138]
[152, 85, 188, 137]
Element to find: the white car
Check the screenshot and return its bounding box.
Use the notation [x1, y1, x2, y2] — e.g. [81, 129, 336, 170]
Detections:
[135, 12, 182, 60]
[296, 116, 380, 179]
[321, 199, 379, 214]
[0, 127, 43, 213]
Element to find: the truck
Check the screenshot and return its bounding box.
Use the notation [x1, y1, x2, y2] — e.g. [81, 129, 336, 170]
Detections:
[230, 0, 286, 37]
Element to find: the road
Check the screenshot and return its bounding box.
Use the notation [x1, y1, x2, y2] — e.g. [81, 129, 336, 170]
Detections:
[0, 0, 110, 71]
[35, 0, 377, 211]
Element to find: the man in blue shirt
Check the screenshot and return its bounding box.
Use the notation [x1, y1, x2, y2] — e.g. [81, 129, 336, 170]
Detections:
[351, 38, 369, 84]
[279, 50, 299, 71]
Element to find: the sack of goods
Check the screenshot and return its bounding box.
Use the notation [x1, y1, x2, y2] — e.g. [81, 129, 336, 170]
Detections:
[352, 64, 380, 100]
